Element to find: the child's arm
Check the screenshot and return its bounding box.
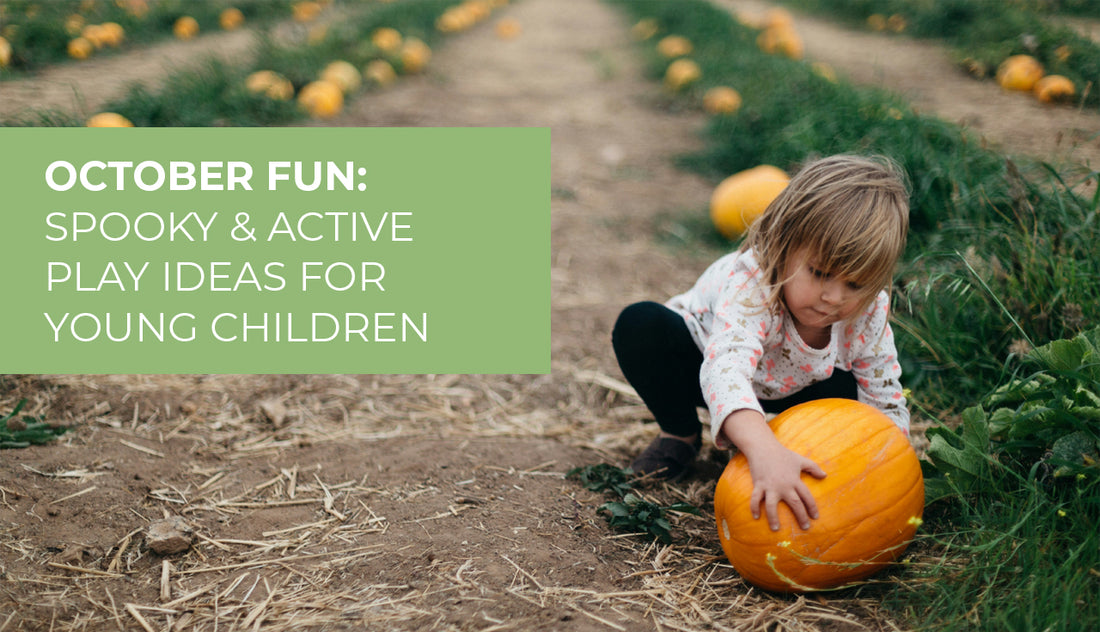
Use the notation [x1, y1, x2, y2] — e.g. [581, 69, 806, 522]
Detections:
[719, 409, 826, 531]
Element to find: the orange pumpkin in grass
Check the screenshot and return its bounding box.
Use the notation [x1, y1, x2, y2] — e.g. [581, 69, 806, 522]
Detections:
[756, 24, 803, 60]
[321, 60, 361, 94]
[99, 22, 125, 47]
[371, 27, 403, 53]
[173, 16, 199, 40]
[996, 54, 1044, 92]
[1034, 75, 1076, 104]
[86, 112, 134, 127]
[67, 37, 94, 60]
[399, 38, 431, 74]
[664, 58, 701, 91]
[297, 80, 344, 118]
[246, 70, 294, 100]
[364, 59, 396, 87]
[709, 164, 789, 239]
[714, 399, 924, 593]
[0, 35, 11, 67]
[702, 86, 742, 114]
[220, 8, 245, 31]
[656, 34, 693, 58]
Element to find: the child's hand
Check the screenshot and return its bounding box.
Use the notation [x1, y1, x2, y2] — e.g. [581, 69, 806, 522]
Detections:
[745, 440, 826, 531]
[719, 409, 827, 531]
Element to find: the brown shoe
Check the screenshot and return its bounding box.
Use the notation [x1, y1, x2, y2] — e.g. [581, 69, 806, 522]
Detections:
[630, 435, 702, 480]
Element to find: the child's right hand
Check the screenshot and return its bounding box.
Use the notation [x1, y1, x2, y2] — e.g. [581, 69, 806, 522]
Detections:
[743, 439, 826, 531]
[719, 409, 827, 531]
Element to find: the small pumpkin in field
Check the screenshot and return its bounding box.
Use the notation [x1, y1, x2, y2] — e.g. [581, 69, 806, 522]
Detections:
[67, 37, 94, 60]
[656, 34, 692, 58]
[399, 38, 431, 74]
[65, 14, 86, 36]
[363, 59, 397, 87]
[292, 1, 323, 23]
[0, 35, 11, 68]
[1033, 75, 1075, 104]
[86, 112, 134, 127]
[99, 22, 125, 47]
[246, 70, 294, 100]
[995, 54, 1044, 92]
[436, 7, 473, 32]
[371, 27, 403, 53]
[297, 80, 344, 118]
[664, 58, 701, 91]
[702, 86, 742, 115]
[714, 399, 924, 592]
[220, 8, 245, 31]
[756, 24, 803, 60]
[81, 24, 108, 49]
[173, 16, 200, 41]
[709, 165, 789, 239]
[321, 60, 361, 94]
[763, 7, 794, 30]
[631, 18, 659, 41]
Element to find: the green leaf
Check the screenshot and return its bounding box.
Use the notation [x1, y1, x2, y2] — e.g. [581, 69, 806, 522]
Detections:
[1, 399, 71, 449]
[599, 501, 629, 518]
[924, 406, 992, 498]
[666, 502, 702, 515]
[1050, 431, 1100, 478]
[1031, 337, 1087, 374]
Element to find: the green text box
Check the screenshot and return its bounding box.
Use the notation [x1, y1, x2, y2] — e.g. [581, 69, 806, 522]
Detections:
[0, 127, 549, 374]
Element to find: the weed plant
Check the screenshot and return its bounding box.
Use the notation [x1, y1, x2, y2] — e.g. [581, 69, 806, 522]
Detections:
[897, 329, 1100, 630]
[567, 464, 701, 544]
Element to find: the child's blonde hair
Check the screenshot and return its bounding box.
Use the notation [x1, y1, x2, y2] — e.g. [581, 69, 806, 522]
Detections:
[741, 154, 909, 316]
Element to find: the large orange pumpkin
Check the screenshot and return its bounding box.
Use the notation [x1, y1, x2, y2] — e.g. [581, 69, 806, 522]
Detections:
[714, 399, 924, 592]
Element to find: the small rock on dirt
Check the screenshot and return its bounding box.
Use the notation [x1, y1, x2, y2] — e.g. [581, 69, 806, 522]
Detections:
[258, 399, 288, 427]
[146, 516, 193, 555]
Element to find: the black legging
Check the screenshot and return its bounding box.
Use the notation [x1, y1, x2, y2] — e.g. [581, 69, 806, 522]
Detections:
[611, 301, 858, 438]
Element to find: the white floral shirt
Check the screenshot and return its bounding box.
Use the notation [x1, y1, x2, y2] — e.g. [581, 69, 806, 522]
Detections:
[666, 249, 909, 447]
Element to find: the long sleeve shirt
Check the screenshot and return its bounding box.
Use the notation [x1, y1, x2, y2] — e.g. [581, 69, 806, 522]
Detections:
[665, 249, 909, 447]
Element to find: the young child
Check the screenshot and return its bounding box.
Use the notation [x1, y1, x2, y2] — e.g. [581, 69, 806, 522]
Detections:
[612, 154, 910, 532]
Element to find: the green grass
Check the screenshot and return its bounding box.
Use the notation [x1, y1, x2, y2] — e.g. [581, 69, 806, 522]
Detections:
[608, 1, 1100, 629]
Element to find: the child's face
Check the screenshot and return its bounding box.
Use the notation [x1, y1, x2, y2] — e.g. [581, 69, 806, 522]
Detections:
[782, 249, 865, 334]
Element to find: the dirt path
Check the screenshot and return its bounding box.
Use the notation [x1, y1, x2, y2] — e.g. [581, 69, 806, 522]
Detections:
[7, 0, 1098, 630]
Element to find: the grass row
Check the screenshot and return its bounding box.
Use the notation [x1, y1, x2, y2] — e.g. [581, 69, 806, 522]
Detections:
[610, 0, 1099, 629]
[1, 0, 491, 127]
[779, 0, 1100, 106]
[0, 0, 320, 75]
